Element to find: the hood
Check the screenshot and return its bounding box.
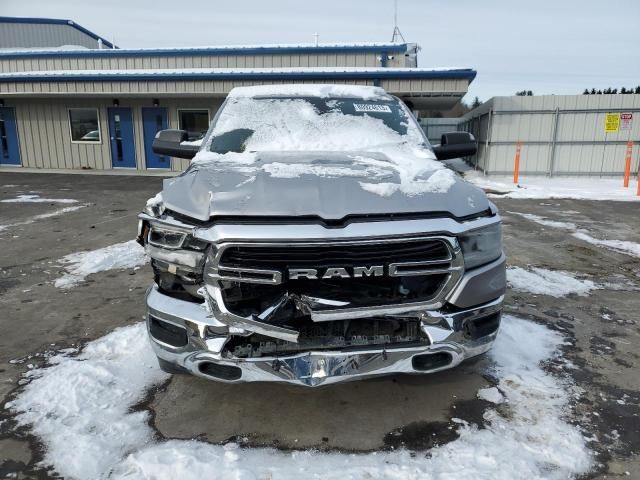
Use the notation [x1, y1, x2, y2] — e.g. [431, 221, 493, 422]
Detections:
[160, 151, 490, 222]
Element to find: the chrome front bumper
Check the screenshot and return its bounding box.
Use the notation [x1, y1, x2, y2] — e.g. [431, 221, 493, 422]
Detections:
[145, 285, 503, 387]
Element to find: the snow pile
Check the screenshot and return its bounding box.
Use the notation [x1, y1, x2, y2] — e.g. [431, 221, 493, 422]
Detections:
[512, 211, 640, 258]
[466, 172, 640, 201]
[359, 168, 456, 197]
[6, 323, 169, 480]
[1, 194, 78, 204]
[6, 315, 591, 480]
[54, 240, 147, 288]
[508, 266, 599, 297]
[0, 205, 86, 233]
[262, 161, 388, 180]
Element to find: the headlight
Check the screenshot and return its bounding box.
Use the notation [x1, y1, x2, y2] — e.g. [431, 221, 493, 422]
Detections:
[147, 225, 208, 251]
[458, 223, 502, 269]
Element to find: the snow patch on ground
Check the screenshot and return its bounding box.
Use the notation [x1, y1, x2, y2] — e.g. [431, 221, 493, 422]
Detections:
[0, 205, 87, 233]
[1, 194, 78, 204]
[508, 266, 600, 297]
[6, 315, 591, 480]
[512, 211, 640, 258]
[54, 240, 147, 288]
[5, 323, 168, 480]
[572, 232, 640, 258]
[466, 172, 640, 202]
[508, 211, 577, 230]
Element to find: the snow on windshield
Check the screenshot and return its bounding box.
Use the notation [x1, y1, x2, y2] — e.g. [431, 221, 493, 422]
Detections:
[210, 97, 425, 152]
[193, 96, 457, 197]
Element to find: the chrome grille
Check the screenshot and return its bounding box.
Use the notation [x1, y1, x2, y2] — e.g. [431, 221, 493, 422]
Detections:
[205, 237, 464, 320]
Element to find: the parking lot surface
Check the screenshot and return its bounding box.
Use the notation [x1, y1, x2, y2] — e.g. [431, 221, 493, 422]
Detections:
[0, 172, 638, 479]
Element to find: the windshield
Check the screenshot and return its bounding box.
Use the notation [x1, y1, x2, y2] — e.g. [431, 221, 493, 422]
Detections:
[207, 96, 427, 154]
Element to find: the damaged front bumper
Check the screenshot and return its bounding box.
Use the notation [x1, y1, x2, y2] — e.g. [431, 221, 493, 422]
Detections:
[145, 285, 503, 387]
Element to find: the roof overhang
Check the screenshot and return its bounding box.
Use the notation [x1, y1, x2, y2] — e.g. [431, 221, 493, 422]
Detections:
[0, 67, 475, 110]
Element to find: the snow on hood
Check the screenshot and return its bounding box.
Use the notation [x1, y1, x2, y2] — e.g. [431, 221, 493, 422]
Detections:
[159, 94, 489, 221]
[161, 149, 488, 221]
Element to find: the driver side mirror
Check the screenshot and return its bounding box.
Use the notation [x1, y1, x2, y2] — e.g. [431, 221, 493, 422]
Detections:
[433, 132, 477, 161]
[152, 129, 200, 159]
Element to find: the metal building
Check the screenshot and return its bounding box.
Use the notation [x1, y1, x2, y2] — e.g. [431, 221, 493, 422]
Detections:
[424, 95, 640, 176]
[0, 16, 116, 50]
[0, 17, 477, 173]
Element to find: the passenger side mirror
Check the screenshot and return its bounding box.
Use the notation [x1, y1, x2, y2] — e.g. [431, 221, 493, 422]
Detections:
[152, 129, 200, 159]
[432, 132, 477, 161]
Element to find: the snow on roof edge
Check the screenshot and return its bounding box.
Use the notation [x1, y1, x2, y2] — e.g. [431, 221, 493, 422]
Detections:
[0, 41, 411, 56]
[226, 84, 391, 99]
[0, 66, 474, 78]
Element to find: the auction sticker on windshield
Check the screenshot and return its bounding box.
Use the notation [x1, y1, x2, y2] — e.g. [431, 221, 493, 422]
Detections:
[354, 104, 392, 113]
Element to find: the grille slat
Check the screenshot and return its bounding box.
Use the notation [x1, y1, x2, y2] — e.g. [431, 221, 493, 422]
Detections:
[219, 240, 450, 270]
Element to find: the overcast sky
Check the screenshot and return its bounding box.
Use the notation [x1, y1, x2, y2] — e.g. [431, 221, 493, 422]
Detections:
[3, 0, 639, 102]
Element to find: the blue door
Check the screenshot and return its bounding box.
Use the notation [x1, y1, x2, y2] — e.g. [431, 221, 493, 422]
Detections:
[142, 107, 169, 169]
[0, 107, 21, 165]
[108, 107, 136, 168]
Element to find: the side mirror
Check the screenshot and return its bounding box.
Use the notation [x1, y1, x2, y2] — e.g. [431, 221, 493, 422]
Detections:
[432, 132, 477, 161]
[152, 129, 200, 159]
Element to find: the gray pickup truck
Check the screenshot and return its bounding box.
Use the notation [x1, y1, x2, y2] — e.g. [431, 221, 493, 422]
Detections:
[137, 84, 505, 387]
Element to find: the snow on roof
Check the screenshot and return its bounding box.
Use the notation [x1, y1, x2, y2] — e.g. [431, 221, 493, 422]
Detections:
[0, 41, 410, 56]
[0, 66, 476, 83]
[227, 84, 391, 100]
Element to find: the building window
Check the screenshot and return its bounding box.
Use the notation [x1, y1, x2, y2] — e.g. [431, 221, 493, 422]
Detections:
[178, 109, 210, 141]
[69, 109, 101, 143]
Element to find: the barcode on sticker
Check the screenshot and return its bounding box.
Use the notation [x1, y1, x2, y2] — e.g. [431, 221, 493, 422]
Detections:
[354, 104, 392, 113]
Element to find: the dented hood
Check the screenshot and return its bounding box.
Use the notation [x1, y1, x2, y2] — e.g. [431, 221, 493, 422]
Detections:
[160, 151, 489, 221]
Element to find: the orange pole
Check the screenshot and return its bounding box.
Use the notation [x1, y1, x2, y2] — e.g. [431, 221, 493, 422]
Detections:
[623, 141, 633, 188]
[513, 141, 522, 184]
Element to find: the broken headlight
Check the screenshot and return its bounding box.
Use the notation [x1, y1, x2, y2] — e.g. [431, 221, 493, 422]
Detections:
[147, 225, 208, 251]
[458, 223, 502, 269]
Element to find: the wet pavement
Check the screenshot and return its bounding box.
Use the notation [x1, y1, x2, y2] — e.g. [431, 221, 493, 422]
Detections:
[0, 172, 638, 478]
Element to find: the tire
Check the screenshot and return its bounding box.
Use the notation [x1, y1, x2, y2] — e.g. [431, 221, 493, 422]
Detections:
[157, 357, 189, 375]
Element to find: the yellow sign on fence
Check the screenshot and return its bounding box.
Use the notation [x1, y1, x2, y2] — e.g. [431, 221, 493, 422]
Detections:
[605, 113, 620, 133]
